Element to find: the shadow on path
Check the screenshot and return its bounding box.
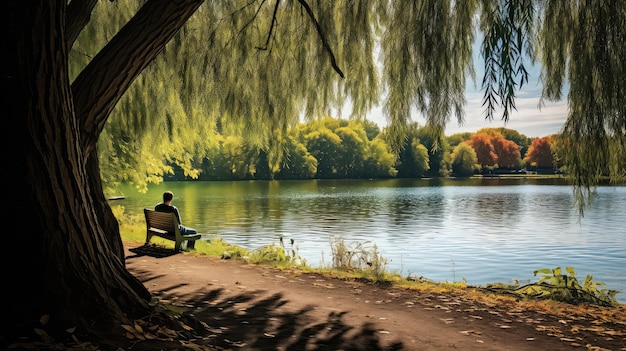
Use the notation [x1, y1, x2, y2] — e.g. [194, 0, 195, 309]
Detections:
[128, 244, 179, 258]
[130, 268, 404, 351]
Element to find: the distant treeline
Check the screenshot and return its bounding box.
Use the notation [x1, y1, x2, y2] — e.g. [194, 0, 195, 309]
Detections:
[154, 118, 562, 182]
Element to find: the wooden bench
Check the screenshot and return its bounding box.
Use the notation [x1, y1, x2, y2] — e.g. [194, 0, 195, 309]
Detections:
[144, 208, 202, 251]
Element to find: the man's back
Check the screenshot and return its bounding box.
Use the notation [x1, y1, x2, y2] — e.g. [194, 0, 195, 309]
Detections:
[155, 203, 181, 223]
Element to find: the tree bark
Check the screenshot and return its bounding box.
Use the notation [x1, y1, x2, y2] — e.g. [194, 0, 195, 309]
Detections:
[71, 0, 205, 262]
[66, 0, 99, 47]
[4, 0, 202, 344]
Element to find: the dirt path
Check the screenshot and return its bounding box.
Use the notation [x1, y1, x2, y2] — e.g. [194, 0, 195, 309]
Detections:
[125, 244, 625, 350]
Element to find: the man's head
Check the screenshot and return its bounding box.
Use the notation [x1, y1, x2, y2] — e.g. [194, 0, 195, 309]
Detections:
[163, 191, 174, 203]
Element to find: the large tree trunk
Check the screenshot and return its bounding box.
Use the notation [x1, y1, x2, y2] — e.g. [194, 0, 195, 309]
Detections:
[87, 151, 127, 262]
[72, 0, 205, 262]
[4, 0, 203, 345]
[6, 1, 151, 341]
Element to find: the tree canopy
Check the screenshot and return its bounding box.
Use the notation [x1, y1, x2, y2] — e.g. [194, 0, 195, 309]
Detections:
[5, 0, 625, 348]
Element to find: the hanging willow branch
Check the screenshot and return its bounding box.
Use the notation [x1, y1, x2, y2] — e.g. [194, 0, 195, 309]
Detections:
[481, 0, 534, 122]
[297, 0, 345, 78]
[253, 0, 344, 77]
[255, 0, 280, 50]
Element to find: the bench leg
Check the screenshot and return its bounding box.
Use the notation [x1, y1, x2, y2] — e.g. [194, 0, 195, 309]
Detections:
[186, 240, 196, 250]
[174, 240, 183, 252]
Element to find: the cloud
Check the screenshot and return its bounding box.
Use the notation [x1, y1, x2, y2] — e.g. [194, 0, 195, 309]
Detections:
[445, 91, 568, 138]
[361, 92, 568, 138]
[341, 38, 570, 138]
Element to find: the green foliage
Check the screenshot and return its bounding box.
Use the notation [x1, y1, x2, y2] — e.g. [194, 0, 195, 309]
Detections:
[247, 236, 306, 268]
[480, 0, 535, 122]
[393, 123, 432, 178]
[275, 135, 318, 180]
[335, 126, 367, 178]
[110, 205, 146, 242]
[450, 143, 479, 177]
[78, 0, 624, 213]
[364, 138, 398, 178]
[304, 127, 343, 178]
[539, 1, 626, 214]
[415, 126, 450, 177]
[411, 143, 431, 177]
[487, 266, 619, 307]
[446, 132, 473, 148]
[199, 236, 247, 259]
[381, 1, 477, 152]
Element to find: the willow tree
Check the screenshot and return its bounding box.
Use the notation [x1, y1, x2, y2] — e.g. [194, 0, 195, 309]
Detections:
[5, 0, 625, 348]
[539, 1, 626, 212]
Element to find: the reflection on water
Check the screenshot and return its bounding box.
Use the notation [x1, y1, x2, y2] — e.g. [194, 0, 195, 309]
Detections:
[116, 178, 626, 303]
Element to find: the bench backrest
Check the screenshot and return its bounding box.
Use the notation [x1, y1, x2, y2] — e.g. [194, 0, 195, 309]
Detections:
[144, 208, 180, 233]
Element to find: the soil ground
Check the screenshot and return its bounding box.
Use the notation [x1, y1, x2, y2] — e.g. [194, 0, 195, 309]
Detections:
[124, 243, 625, 351]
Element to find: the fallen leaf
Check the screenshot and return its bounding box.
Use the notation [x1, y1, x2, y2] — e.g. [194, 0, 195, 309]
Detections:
[33, 328, 49, 339]
[121, 325, 136, 333]
[39, 315, 50, 325]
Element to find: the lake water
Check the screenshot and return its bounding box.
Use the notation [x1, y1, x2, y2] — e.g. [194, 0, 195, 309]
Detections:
[114, 178, 626, 303]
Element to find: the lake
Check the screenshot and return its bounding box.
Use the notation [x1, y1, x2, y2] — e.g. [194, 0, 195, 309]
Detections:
[114, 178, 626, 303]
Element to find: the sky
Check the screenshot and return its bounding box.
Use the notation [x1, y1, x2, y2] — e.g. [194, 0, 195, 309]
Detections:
[361, 84, 568, 138]
[445, 81, 567, 138]
[366, 69, 570, 139]
[357, 40, 570, 138]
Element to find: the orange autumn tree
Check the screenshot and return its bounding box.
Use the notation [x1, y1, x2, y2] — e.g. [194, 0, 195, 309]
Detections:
[524, 136, 554, 168]
[466, 131, 521, 169]
[466, 133, 497, 168]
[493, 137, 522, 168]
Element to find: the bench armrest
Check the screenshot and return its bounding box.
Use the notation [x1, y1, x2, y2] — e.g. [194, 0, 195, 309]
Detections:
[148, 227, 169, 235]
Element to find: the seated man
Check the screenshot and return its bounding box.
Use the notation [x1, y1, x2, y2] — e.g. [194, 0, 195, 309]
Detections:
[155, 191, 198, 235]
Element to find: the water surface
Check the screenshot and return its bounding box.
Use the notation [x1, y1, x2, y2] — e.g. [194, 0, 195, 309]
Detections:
[115, 178, 626, 303]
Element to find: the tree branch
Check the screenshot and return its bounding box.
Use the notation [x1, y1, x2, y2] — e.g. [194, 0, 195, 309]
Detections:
[255, 0, 280, 50]
[66, 0, 99, 47]
[297, 0, 344, 78]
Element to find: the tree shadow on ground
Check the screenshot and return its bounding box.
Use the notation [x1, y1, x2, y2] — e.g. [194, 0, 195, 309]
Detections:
[128, 244, 179, 258]
[130, 269, 404, 351]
